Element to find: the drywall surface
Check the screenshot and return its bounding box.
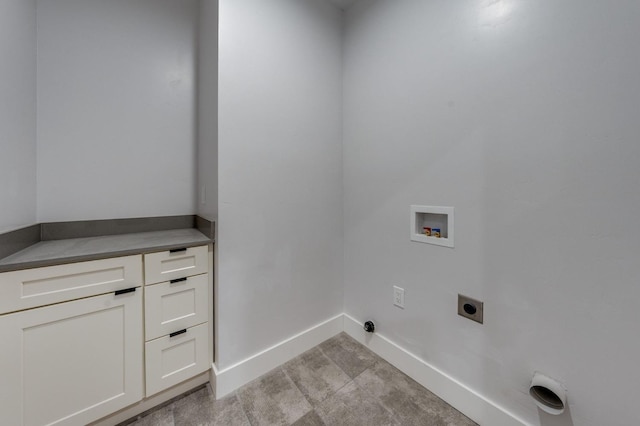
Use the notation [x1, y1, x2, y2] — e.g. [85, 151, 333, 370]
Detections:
[217, 0, 343, 368]
[343, 1, 640, 425]
[0, 0, 37, 232]
[197, 0, 218, 222]
[36, 0, 198, 222]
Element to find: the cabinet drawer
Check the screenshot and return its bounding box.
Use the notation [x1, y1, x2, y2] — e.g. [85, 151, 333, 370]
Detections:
[144, 274, 208, 341]
[144, 246, 208, 285]
[0, 255, 142, 315]
[145, 322, 209, 397]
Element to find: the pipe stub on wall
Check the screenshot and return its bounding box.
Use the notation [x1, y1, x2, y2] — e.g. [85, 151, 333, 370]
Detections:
[363, 320, 375, 333]
[529, 372, 567, 415]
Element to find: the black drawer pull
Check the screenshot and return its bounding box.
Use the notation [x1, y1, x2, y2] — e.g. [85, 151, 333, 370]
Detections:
[170, 277, 187, 284]
[115, 287, 136, 296]
[169, 247, 187, 254]
[170, 329, 187, 338]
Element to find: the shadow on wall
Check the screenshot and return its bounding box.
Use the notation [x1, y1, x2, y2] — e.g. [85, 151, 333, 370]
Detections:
[539, 405, 574, 426]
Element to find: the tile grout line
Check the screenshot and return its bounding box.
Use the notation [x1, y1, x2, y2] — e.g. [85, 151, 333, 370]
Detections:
[232, 388, 254, 426]
[315, 336, 402, 424]
[313, 345, 356, 405]
[279, 366, 316, 424]
[317, 342, 354, 381]
[320, 336, 404, 425]
[348, 362, 404, 425]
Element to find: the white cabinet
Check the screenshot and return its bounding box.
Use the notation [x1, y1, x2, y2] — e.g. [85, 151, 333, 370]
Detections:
[0, 244, 211, 425]
[143, 246, 210, 397]
[0, 286, 143, 426]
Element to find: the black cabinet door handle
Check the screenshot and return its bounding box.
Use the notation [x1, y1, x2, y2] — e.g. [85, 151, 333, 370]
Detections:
[170, 277, 187, 284]
[169, 248, 187, 254]
[115, 287, 136, 296]
[170, 329, 187, 338]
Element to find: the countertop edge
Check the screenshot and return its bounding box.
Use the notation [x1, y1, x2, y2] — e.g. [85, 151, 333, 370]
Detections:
[0, 237, 214, 273]
[0, 215, 216, 273]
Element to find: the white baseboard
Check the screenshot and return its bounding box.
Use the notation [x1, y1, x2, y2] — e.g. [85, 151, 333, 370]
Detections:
[211, 313, 528, 426]
[343, 314, 529, 426]
[212, 314, 344, 398]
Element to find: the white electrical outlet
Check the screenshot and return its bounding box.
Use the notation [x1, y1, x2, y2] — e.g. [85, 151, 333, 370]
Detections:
[393, 286, 405, 308]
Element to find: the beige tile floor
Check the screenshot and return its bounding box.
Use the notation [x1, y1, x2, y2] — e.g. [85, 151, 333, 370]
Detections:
[123, 333, 477, 426]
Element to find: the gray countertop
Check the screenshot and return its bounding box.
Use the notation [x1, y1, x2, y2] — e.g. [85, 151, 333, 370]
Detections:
[0, 228, 212, 272]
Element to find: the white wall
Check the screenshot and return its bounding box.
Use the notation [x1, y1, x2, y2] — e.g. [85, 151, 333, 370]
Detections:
[217, 0, 344, 369]
[36, 0, 198, 223]
[343, 1, 640, 426]
[0, 0, 37, 232]
[197, 0, 218, 221]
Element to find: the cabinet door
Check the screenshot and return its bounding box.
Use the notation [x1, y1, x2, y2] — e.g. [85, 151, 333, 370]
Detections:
[0, 289, 143, 426]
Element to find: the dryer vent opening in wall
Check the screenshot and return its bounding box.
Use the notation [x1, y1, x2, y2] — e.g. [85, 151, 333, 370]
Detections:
[529, 372, 567, 415]
[410, 205, 454, 248]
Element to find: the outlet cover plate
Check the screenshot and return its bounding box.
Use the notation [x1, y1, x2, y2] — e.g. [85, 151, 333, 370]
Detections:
[393, 286, 405, 309]
[458, 294, 483, 324]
